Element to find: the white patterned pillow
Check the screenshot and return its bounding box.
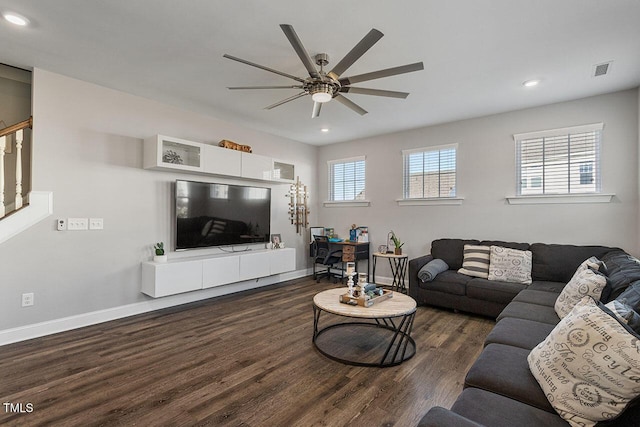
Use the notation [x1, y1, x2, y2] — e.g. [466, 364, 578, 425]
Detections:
[487, 246, 532, 284]
[458, 245, 491, 278]
[554, 267, 607, 318]
[528, 297, 640, 427]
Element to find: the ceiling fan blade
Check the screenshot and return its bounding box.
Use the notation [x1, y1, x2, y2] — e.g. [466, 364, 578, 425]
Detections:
[340, 87, 409, 99]
[334, 94, 368, 116]
[279, 24, 320, 79]
[228, 85, 304, 90]
[327, 29, 384, 80]
[223, 54, 306, 83]
[264, 92, 308, 110]
[339, 62, 424, 85]
[311, 102, 322, 118]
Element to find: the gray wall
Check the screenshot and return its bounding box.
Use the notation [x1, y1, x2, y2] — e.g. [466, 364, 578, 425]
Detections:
[0, 68, 317, 331]
[317, 89, 639, 281]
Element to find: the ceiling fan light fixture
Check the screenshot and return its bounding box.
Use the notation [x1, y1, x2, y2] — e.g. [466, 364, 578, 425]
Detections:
[310, 83, 333, 103]
[312, 92, 332, 103]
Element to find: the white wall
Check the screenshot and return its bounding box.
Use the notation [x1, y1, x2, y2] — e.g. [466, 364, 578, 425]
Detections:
[0, 69, 317, 332]
[317, 89, 639, 280]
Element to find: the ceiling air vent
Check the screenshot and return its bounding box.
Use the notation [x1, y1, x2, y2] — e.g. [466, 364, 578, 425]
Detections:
[593, 61, 612, 77]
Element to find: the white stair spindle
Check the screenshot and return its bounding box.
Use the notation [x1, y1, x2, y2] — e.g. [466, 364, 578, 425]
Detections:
[0, 135, 5, 218]
[14, 130, 23, 210]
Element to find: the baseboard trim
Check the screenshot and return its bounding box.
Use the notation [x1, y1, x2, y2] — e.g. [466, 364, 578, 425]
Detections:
[0, 268, 309, 346]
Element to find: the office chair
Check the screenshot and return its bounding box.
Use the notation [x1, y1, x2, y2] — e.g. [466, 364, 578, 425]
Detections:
[312, 235, 343, 283]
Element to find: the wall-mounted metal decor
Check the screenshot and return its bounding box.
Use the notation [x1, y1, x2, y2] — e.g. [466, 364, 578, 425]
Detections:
[288, 176, 309, 234]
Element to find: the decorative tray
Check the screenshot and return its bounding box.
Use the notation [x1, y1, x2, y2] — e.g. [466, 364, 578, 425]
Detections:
[339, 289, 393, 308]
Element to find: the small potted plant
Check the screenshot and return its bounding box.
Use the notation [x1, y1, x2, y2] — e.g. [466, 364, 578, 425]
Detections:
[390, 232, 404, 255]
[153, 242, 167, 263]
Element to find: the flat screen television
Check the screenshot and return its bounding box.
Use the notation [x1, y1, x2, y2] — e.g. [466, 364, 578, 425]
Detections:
[175, 180, 271, 250]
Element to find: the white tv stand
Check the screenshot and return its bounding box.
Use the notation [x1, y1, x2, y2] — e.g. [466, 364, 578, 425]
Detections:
[141, 248, 296, 298]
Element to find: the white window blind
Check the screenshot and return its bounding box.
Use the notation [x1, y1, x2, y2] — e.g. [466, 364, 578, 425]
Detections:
[402, 144, 457, 198]
[328, 157, 366, 201]
[515, 123, 602, 196]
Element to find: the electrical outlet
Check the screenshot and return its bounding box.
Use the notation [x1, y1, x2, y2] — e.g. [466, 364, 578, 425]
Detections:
[89, 218, 104, 230]
[22, 293, 34, 307]
[57, 219, 67, 231]
[68, 218, 88, 230]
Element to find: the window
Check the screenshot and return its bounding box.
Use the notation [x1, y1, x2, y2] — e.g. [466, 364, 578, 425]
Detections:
[328, 156, 365, 201]
[515, 123, 602, 196]
[402, 144, 457, 199]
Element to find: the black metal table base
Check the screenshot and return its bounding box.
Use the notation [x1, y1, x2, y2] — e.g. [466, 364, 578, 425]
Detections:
[312, 305, 416, 367]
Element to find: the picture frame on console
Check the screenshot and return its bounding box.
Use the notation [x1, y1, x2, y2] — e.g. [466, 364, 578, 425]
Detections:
[270, 234, 283, 249]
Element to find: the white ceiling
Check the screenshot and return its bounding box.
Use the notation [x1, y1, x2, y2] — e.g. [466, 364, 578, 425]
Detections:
[1, 0, 639, 145]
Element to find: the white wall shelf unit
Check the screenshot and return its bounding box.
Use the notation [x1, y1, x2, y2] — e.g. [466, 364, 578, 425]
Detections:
[143, 135, 294, 183]
[143, 135, 204, 173]
[141, 248, 296, 298]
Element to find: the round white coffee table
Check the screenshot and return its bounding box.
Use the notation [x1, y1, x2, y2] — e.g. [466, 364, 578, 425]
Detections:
[312, 288, 417, 367]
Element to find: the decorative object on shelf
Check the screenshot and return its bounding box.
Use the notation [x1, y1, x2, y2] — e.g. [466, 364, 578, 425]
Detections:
[287, 176, 310, 234]
[389, 231, 404, 255]
[349, 224, 357, 241]
[357, 226, 369, 242]
[162, 150, 183, 164]
[378, 244, 387, 254]
[218, 139, 252, 153]
[153, 242, 167, 263]
[346, 262, 356, 297]
[270, 234, 283, 249]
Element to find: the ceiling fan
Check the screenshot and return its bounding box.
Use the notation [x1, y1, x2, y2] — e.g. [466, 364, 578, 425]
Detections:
[223, 24, 424, 118]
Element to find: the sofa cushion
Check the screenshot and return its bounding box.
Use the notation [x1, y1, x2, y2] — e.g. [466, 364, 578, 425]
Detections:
[466, 278, 527, 304]
[431, 238, 480, 270]
[418, 270, 470, 296]
[528, 297, 640, 427]
[528, 280, 567, 294]
[479, 240, 530, 251]
[485, 317, 555, 350]
[529, 243, 614, 283]
[497, 301, 560, 325]
[513, 289, 559, 307]
[458, 244, 491, 278]
[488, 246, 532, 284]
[450, 388, 571, 427]
[600, 250, 640, 302]
[465, 343, 555, 412]
[554, 267, 607, 318]
[418, 406, 485, 427]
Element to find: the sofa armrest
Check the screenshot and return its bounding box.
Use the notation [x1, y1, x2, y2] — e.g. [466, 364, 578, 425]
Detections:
[409, 254, 434, 299]
[418, 407, 485, 427]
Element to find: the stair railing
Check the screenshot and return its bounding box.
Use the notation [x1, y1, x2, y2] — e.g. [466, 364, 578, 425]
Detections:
[0, 117, 32, 218]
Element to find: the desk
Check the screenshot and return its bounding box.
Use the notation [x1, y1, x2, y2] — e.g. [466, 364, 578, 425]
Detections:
[372, 252, 409, 293]
[310, 240, 370, 280]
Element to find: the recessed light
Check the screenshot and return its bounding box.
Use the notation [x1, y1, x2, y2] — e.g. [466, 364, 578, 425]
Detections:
[320, 128, 329, 133]
[3, 12, 29, 26]
[523, 79, 540, 88]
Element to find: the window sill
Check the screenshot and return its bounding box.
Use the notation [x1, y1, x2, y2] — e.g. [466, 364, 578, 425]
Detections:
[396, 197, 464, 206]
[323, 200, 371, 208]
[506, 193, 615, 205]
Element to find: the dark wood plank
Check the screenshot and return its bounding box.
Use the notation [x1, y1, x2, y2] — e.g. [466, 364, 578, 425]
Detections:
[0, 277, 494, 426]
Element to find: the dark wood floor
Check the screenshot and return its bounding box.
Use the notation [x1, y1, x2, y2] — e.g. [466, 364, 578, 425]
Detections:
[0, 277, 494, 427]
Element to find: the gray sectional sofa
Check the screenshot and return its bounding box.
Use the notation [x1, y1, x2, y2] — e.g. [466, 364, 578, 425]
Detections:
[409, 239, 640, 427]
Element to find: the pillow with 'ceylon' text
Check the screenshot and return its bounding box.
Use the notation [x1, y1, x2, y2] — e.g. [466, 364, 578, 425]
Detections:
[528, 296, 640, 427]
